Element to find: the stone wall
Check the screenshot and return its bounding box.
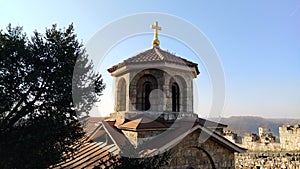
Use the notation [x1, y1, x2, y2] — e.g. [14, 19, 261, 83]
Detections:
[235, 152, 300, 169]
[122, 129, 167, 147]
[125, 68, 194, 113]
[279, 125, 300, 151]
[241, 142, 282, 152]
[240, 124, 300, 152]
[224, 130, 242, 144]
[168, 129, 235, 169]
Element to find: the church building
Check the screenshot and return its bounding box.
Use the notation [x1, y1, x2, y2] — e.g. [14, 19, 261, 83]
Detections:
[53, 22, 245, 169]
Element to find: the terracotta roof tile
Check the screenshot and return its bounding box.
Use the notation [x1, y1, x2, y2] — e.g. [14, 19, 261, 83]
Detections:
[118, 116, 168, 130]
[107, 47, 199, 74]
[138, 120, 246, 155]
[51, 117, 244, 168]
[259, 126, 270, 128]
[102, 121, 133, 149]
[50, 141, 119, 169]
[80, 116, 104, 137]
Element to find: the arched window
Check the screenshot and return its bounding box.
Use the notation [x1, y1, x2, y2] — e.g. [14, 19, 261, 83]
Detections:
[169, 76, 187, 112]
[142, 82, 152, 111]
[135, 74, 158, 111]
[117, 78, 126, 111]
[172, 82, 180, 112]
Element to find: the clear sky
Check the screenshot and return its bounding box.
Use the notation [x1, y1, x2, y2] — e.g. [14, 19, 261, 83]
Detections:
[1, 0, 300, 118]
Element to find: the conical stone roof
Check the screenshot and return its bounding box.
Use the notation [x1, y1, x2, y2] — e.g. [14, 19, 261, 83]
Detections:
[107, 47, 200, 75]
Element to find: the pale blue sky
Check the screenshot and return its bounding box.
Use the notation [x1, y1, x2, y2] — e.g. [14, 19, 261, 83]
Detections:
[1, 0, 300, 118]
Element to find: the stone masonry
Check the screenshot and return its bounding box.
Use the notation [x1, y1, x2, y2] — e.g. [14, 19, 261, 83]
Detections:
[236, 124, 300, 152]
[280, 124, 300, 151]
[168, 130, 235, 169]
[235, 152, 300, 169]
[234, 124, 300, 169]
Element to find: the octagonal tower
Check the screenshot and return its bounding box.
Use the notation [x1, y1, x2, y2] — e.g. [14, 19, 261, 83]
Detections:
[106, 22, 200, 146]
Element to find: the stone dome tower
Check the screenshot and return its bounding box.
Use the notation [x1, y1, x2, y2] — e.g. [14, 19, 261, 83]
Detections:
[106, 22, 200, 146]
[108, 47, 199, 119]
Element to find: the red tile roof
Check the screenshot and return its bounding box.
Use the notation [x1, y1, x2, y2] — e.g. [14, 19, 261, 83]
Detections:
[51, 117, 245, 168]
[50, 138, 119, 169]
[102, 120, 133, 150]
[118, 116, 168, 131]
[259, 126, 270, 129]
[80, 116, 104, 137]
[107, 47, 200, 74]
[138, 120, 246, 155]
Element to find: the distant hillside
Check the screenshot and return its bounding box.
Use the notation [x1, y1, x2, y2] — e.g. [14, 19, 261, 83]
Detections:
[209, 116, 300, 136]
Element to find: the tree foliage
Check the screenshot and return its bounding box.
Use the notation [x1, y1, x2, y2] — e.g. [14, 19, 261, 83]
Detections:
[114, 151, 172, 169]
[0, 24, 105, 169]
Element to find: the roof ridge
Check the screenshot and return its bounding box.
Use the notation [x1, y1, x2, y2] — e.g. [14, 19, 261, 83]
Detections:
[154, 47, 164, 60]
[119, 118, 142, 129]
[135, 118, 143, 129]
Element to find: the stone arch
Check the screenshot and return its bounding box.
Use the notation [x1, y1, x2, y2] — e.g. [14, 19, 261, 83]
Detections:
[135, 74, 158, 111]
[129, 69, 164, 111]
[117, 78, 126, 111]
[171, 146, 216, 169]
[171, 82, 180, 112]
[169, 75, 187, 112]
[193, 146, 216, 169]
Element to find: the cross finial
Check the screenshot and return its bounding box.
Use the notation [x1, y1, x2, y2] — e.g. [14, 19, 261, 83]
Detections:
[151, 21, 161, 47]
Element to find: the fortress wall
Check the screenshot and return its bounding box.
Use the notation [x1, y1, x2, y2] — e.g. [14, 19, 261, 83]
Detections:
[235, 152, 300, 169]
[241, 142, 282, 152]
[279, 125, 300, 151]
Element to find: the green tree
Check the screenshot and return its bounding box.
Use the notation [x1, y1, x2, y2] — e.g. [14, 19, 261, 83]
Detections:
[114, 151, 172, 169]
[0, 24, 105, 169]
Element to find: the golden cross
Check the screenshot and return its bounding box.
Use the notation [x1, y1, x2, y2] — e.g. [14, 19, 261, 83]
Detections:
[151, 21, 161, 47]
